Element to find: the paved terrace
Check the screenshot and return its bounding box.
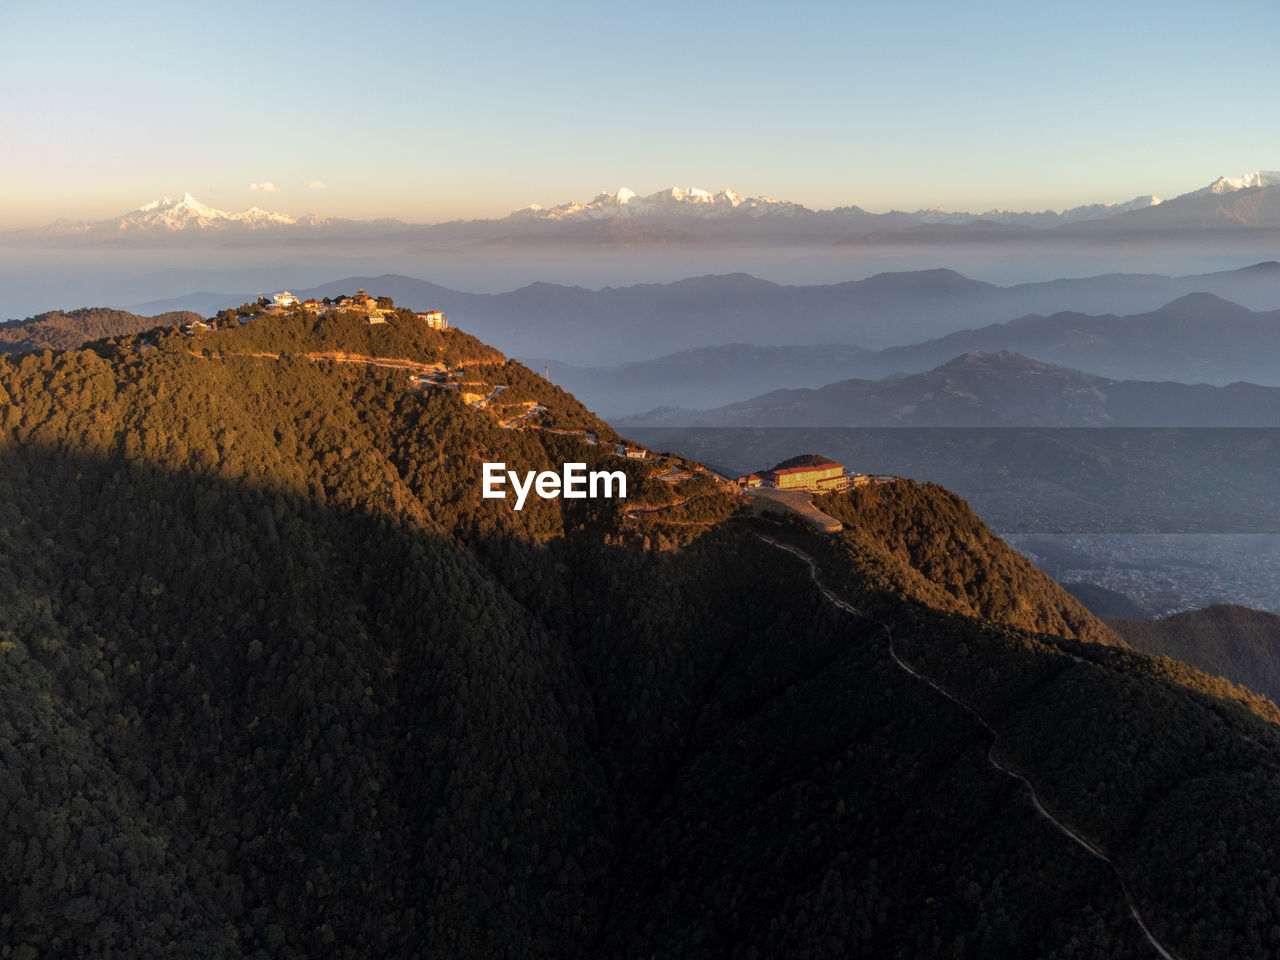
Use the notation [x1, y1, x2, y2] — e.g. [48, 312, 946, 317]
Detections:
[744, 487, 843, 534]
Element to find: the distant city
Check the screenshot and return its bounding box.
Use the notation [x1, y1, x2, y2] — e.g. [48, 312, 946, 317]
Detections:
[1007, 534, 1280, 617]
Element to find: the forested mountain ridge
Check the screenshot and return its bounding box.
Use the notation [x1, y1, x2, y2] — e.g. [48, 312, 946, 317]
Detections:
[815, 481, 1120, 644]
[3, 306, 1280, 958]
[0, 306, 201, 354]
[0, 308, 645, 541]
[1113, 605, 1280, 705]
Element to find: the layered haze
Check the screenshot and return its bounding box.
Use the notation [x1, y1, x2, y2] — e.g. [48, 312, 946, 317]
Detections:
[5, 171, 1280, 323]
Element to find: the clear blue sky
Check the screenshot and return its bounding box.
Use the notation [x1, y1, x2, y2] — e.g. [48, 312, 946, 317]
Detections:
[2, 0, 1277, 227]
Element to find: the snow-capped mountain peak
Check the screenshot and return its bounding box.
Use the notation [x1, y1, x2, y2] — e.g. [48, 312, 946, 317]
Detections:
[106, 193, 297, 232]
[1179, 171, 1280, 199]
[136, 193, 223, 216]
[507, 186, 808, 222]
[666, 187, 713, 203]
[1208, 172, 1275, 193]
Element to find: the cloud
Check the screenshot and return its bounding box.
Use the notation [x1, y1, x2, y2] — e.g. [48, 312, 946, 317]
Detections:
[304, 180, 328, 190]
[248, 182, 279, 192]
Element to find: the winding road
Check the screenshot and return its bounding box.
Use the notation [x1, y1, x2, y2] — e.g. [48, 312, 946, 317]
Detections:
[623, 490, 721, 525]
[755, 533, 1180, 960]
[499, 402, 546, 429]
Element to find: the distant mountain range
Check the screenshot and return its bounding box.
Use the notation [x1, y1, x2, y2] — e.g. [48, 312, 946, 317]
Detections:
[524, 344, 878, 417]
[873, 292, 1280, 386]
[21, 193, 404, 240]
[527, 284, 1280, 414]
[520, 283, 1280, 415]
[13, 171, 1280, 246]
[30, 194, 301, 236]
[836, 173, 1280, 246]
[124, 261, 1280, 366]
[627, 351, 1280, 427]
[483, 184, 1165, 231]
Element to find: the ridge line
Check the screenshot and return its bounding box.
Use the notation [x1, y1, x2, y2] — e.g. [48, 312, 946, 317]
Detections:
[754, 532, 1180, 960]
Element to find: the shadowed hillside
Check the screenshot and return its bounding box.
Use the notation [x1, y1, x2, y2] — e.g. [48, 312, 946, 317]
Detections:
[3, 306, 1280, 957]
[1113, 605, 1280, 704]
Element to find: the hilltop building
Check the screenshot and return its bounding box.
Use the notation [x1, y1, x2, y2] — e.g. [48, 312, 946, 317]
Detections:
[415, 310, 449, 330]
[234, 289, 459, 331]
[741, 460, 852, 493]
[334, 289, 376, 309]
[773, 461, 843, 490]
[771, 461, 849, 492]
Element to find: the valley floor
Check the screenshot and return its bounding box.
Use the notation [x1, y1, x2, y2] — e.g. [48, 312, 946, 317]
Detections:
[1006, 533, 1280, 616]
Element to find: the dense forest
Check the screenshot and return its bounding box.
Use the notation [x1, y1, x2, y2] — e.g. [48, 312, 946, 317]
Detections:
[3, 305, 1280, 958]
[1113, 604, 1280, 704]
[816, 482, 1120, 645]
[0, 307, 201, 353]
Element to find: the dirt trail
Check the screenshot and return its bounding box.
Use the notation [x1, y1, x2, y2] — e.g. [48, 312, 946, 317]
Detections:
[755, 533, 1180, 960]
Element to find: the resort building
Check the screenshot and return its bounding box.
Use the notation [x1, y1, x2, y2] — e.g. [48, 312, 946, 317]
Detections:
[770, 461, 848, 492]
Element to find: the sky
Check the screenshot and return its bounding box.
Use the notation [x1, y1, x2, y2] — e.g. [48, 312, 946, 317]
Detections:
[2, 0, 1278, 228]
